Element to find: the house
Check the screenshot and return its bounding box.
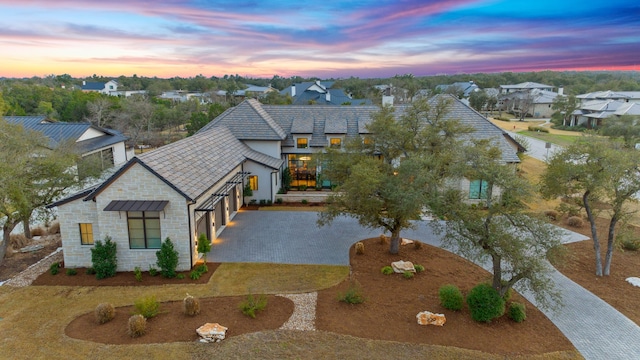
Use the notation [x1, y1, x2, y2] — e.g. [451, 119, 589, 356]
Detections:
[436, 81, 479, 98]
[568, 90, 640, 127]
[499, 89, 562, 118]
[3, 116, 129, 175]
[499, 82, 555, 94]
[81, 80, 119, 95]
[48, 95, 521, 272]
[281, 81, 371, 105]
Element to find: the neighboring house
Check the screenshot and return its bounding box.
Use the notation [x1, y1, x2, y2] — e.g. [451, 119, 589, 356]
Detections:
[3, 116, 129, 175]
[48, 95, 522, 272]
[499, 82, 555, 94]
[500, 89, 561, 118]
[81, 80, 119, 95]
[567, 90, 640, 128]
[281, 81, 371, 105]
[436, 81, 479, 98]
[158, 90, 207, 103]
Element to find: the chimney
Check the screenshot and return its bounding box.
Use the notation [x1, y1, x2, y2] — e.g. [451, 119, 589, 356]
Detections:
[558, 86, 564, 96]
[291, 85, 296, 97]
[82, 80, 86, 86]
[325, 91, 331, 103]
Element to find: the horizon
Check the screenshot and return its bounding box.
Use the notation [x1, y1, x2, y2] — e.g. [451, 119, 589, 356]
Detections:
[1, 1, 639, 79]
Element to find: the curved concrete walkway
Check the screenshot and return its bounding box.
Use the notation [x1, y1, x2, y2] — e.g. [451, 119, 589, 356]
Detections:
[212, 211, 640, 359]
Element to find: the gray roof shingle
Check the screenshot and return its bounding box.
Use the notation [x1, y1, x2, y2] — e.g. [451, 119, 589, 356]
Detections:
[199, 99, 287, 140]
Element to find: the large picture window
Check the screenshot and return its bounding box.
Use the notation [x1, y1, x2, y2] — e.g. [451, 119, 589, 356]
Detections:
[248, 175, 258, 191]
[127, 211, 161, 249]
[79, 223, 94, 245]
[469, 179, 488, 200]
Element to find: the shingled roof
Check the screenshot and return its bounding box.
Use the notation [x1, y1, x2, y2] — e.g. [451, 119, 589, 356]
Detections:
[200, 99, 287, 140]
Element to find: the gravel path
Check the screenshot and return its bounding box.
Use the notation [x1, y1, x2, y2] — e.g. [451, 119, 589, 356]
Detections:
[1, 247, 63, 287]
[279, 292, 317, 331]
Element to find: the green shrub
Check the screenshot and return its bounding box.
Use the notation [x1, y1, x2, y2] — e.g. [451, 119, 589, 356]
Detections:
[508, 302, 527, 323]
[259, 199, 266, 205]
[134, 267, 143, 282]
[414, 264, 425, 273]
[85, 267, 96, 275]
[197, 233, 211, 263]
[127, 314, 146, 338]
[275, 198, 283, 204]
[49, 262, 60, 275]
[148, 266, 158, 277]
[466, 283, 505, 322]
[301, 199, 308, 204]
[567, 216, 584, 227]
[439, 284, 464, 311]
[338, 281, 365, 304]
[239, 294, 268, 318]
[66, 268, 78, 276]
[299, 185, 307, 191]
[133, 295, 160, 319]
[176, 273, 185, 279]
[91, 236, 117, 280]
[189, 270, 202, 280]
[381, 266, 394, 275]
[156, 237, 179, 278]
[196, 264, 208, 273]
[402, 271, 414, 279]
[616, 230, 640, 251]
[95, 303, 115, 324]
[183, 295, 200, 316]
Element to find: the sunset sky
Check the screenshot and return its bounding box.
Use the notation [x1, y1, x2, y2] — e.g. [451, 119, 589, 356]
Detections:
[1, 0, 639, 79]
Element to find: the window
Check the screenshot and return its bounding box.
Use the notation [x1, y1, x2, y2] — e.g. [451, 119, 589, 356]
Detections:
[248, 175, 258, 191]
[127, 211, 161, 249]
[469, 180, 488, 199]
[330, 138, 342, 148]
[79, 223, 94, 245]
[297, 138, 308, 149]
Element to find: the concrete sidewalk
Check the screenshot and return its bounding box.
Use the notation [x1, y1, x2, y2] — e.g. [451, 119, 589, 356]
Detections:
[212, 210, 640, 359]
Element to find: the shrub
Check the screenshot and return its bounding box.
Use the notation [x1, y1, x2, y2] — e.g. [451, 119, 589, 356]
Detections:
[9, 233, 29, 249]
[544, 210, 559, 221]
[48, 222, 60, 234]
[85, 267, 96, 275]
[134, 295, 160, 318]
[338, 281, 365, 305]
[301, 199, 308, 204]
[275, 198, 283, 204]
[413, 241, 423, 250]
[439, 284, 464, 311]
[616, 229, 640, 251]
[196, 264, 208, 273]
[527, 125, 549, 133]
[66, 268, 78, 276]
[190, 270, 202, 280]
[299, 185, 308, 191]
[567, 216, 584, 228]
[156, 237, 179, 278]
[355, 241, 365, 255]
[381, 266, 394, 275]
[402, 271, 414, 279]
[379, 234, 388, 244]
[148, 266, 158, 277]
[30, 227, 45, 237]
[95, 303, 115, 324]
[183, 294, 201, 316]
[414, 264, 425, 273]
[508, 302, 527, 323]
[127, 314, 147, 338]
[466, 283, 505, 322]
[176, 273, 185, 279]
[197, 233, 211, 263]
[259, 199, 266, 205]
[91, 236, 117, 280]
[239, 294, 268, 318]
[49, 262, 60, 275]
[134, 267, 143, 282]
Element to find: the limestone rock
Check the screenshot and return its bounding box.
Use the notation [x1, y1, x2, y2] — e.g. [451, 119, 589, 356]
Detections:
[416, 311, 446, 326]
[626, 277, 640, 287]
[401, 238, 414, 245]
[391, 260, 415, 273]
[196, 322, 228, 343]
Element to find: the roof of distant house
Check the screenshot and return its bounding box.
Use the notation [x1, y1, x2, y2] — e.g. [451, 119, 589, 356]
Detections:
[500, 82, 554, 90]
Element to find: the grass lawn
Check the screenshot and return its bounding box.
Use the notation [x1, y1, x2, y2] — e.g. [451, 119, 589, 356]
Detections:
[516, 130, 581, 147]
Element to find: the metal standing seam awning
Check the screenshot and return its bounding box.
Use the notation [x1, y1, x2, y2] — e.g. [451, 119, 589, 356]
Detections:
[103, 200, 169, 212]
[195, 171, 250, 212]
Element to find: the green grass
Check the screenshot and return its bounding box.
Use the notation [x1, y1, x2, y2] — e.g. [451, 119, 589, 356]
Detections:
[517, 131, 581, 147]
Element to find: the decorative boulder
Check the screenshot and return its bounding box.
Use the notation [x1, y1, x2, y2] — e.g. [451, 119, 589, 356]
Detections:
[391, 260, 416, 273]
[401, 238, 414, 246]
[196, 322, 228, 343]
[416, 311, 446, 326]
[626, 277, 640, 288]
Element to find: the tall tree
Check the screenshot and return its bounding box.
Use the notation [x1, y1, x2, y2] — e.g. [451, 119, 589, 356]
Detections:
[0, 117, 82, 263]
[469, 90, 488, 112]
[540, 134, 640, 276]
[599, 115, 640, 148]
[433, 140, 563, 310]
[551, 95, 578, 126]
[318, 96, 472, 254]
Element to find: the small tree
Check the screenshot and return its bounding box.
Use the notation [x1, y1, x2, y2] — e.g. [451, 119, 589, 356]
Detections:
[197, 233, 211, 264]
[91, 236, 118, 279]
[156, 237, 179, 278]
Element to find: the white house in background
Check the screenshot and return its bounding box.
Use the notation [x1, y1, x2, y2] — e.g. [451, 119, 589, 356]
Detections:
[499, 88, 562, 118]
[568, 90, 640, 128]
[577, 91, 640, 104]
[436, 81, 480, 98]
[3, 116, 129, 174]
[81, 80, 119, 95]
[48, 95, 522, 272]
[499, 82, 555, 94]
